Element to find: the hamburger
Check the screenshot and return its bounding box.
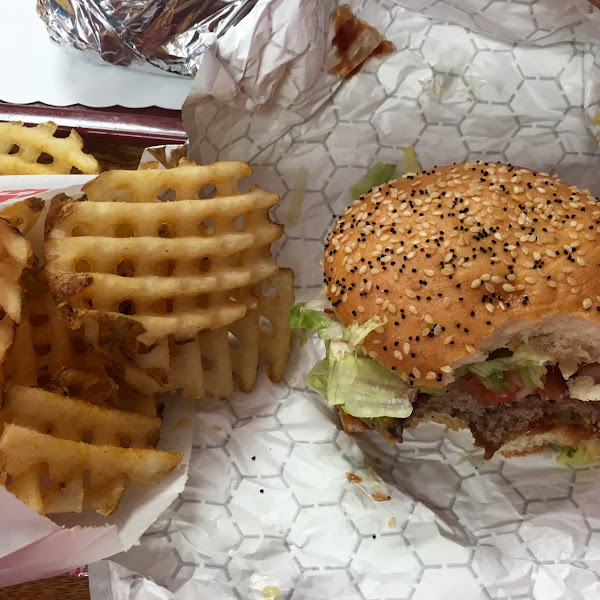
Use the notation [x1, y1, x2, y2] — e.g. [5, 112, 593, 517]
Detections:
[291, 161, 600, 461]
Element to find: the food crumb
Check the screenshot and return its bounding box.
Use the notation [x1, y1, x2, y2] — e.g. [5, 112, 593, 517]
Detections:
[175, 417, 191, 429]
[372, 492, 391, 502]
[211, 424, 222, 432]
[388, 517, 397, 528]
[346, 472, 362, 483]
[263, 586, 281, 600]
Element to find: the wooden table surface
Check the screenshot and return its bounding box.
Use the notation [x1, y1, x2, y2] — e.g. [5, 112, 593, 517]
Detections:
[0, 139, 148, 599]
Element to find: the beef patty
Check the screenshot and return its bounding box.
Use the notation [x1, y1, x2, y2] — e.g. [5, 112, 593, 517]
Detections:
[352, 374, 600, 458]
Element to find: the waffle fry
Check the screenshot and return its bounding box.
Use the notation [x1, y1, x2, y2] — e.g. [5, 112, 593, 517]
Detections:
[0, 197, 45, 235]
[44, 161, 284, 345]
[0, 218, 33, 368]
[128, 268, 295, 399]
[0, 422, 181, 515]
[0, 121, 100, 175]
[256, 268, 295, 383]
[1, 385, 161, 449]
[4, 268, 159, 415]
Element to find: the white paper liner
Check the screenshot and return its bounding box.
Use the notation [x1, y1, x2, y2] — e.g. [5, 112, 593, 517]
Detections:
[95, 0, 600, 598]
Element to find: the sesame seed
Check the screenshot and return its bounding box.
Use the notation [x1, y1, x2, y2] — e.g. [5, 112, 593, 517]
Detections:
[412, 367, 421, 378]
[403, 343, 411, 354]
[567, 277, 577, 286]
[583, 298, 592, 310]
[440, 365, 453, 373]
[425, 371, 436, 380]
[491, 275, 503, 284]
[408, 305, 418, 315]
[471, 279, 482, 289]
[368, 350, 378, 359]
[394, 350, 403, 360]
[466, 344, 476, 353]
[547, 280, 557, 288]
[424, 269, 435, 277]
[443, 297, 451, 308]
[441, 267, 454, 276]
[405, 289, 417, 298]
[502, 283, 515, 292]
[485, 303, 495, 313]
[424, 314, 434, 324]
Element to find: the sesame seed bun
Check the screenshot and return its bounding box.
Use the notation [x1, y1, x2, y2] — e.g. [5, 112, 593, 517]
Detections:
[325, 161, 600, 389]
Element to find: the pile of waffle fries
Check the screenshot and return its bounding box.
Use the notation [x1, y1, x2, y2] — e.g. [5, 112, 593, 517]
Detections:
[0, 122, 294, 516]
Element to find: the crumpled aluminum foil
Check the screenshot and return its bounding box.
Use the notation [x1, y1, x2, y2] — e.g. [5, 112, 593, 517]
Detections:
[37, 0, 257, 77]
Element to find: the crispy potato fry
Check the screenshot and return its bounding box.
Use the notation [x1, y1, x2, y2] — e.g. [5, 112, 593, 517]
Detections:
[4, 268, 159, 415]
[124, 268, 294, 399]
[2, 385, 162, 448]
[44, 161, 283, 345]
[0, 121, 99, 175]
[0, 197, 45, 235]
[0, 218, 33, 367]
[256, 268, 295, 383]
[0, 423, 181, 515]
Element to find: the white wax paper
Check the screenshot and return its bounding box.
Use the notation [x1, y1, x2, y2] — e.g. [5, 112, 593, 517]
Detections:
[93, 1, 600, 598]
[0, 178, 194, 587]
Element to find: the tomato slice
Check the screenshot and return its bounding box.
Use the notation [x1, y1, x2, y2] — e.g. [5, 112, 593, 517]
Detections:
[464, 375, 518, 406]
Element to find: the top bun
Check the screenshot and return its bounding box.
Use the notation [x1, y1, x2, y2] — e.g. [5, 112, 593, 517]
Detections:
[324, 161, 600, 389]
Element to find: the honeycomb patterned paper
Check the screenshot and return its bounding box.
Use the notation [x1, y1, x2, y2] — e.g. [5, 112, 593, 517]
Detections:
[92, 0, 600, 598]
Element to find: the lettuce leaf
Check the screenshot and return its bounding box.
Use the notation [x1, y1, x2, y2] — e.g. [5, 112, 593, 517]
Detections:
[402, 146, 421, 174]
[327, 352, 416, 418]
[556, 446, 596, 466]
[286, 167, 309, 225]
[306, 358, 329, 396]
[350, 162, 397, 199]
[343, 315, 386, 348]
[289, 301, 340, 345]
[458, 347, 551, 392]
